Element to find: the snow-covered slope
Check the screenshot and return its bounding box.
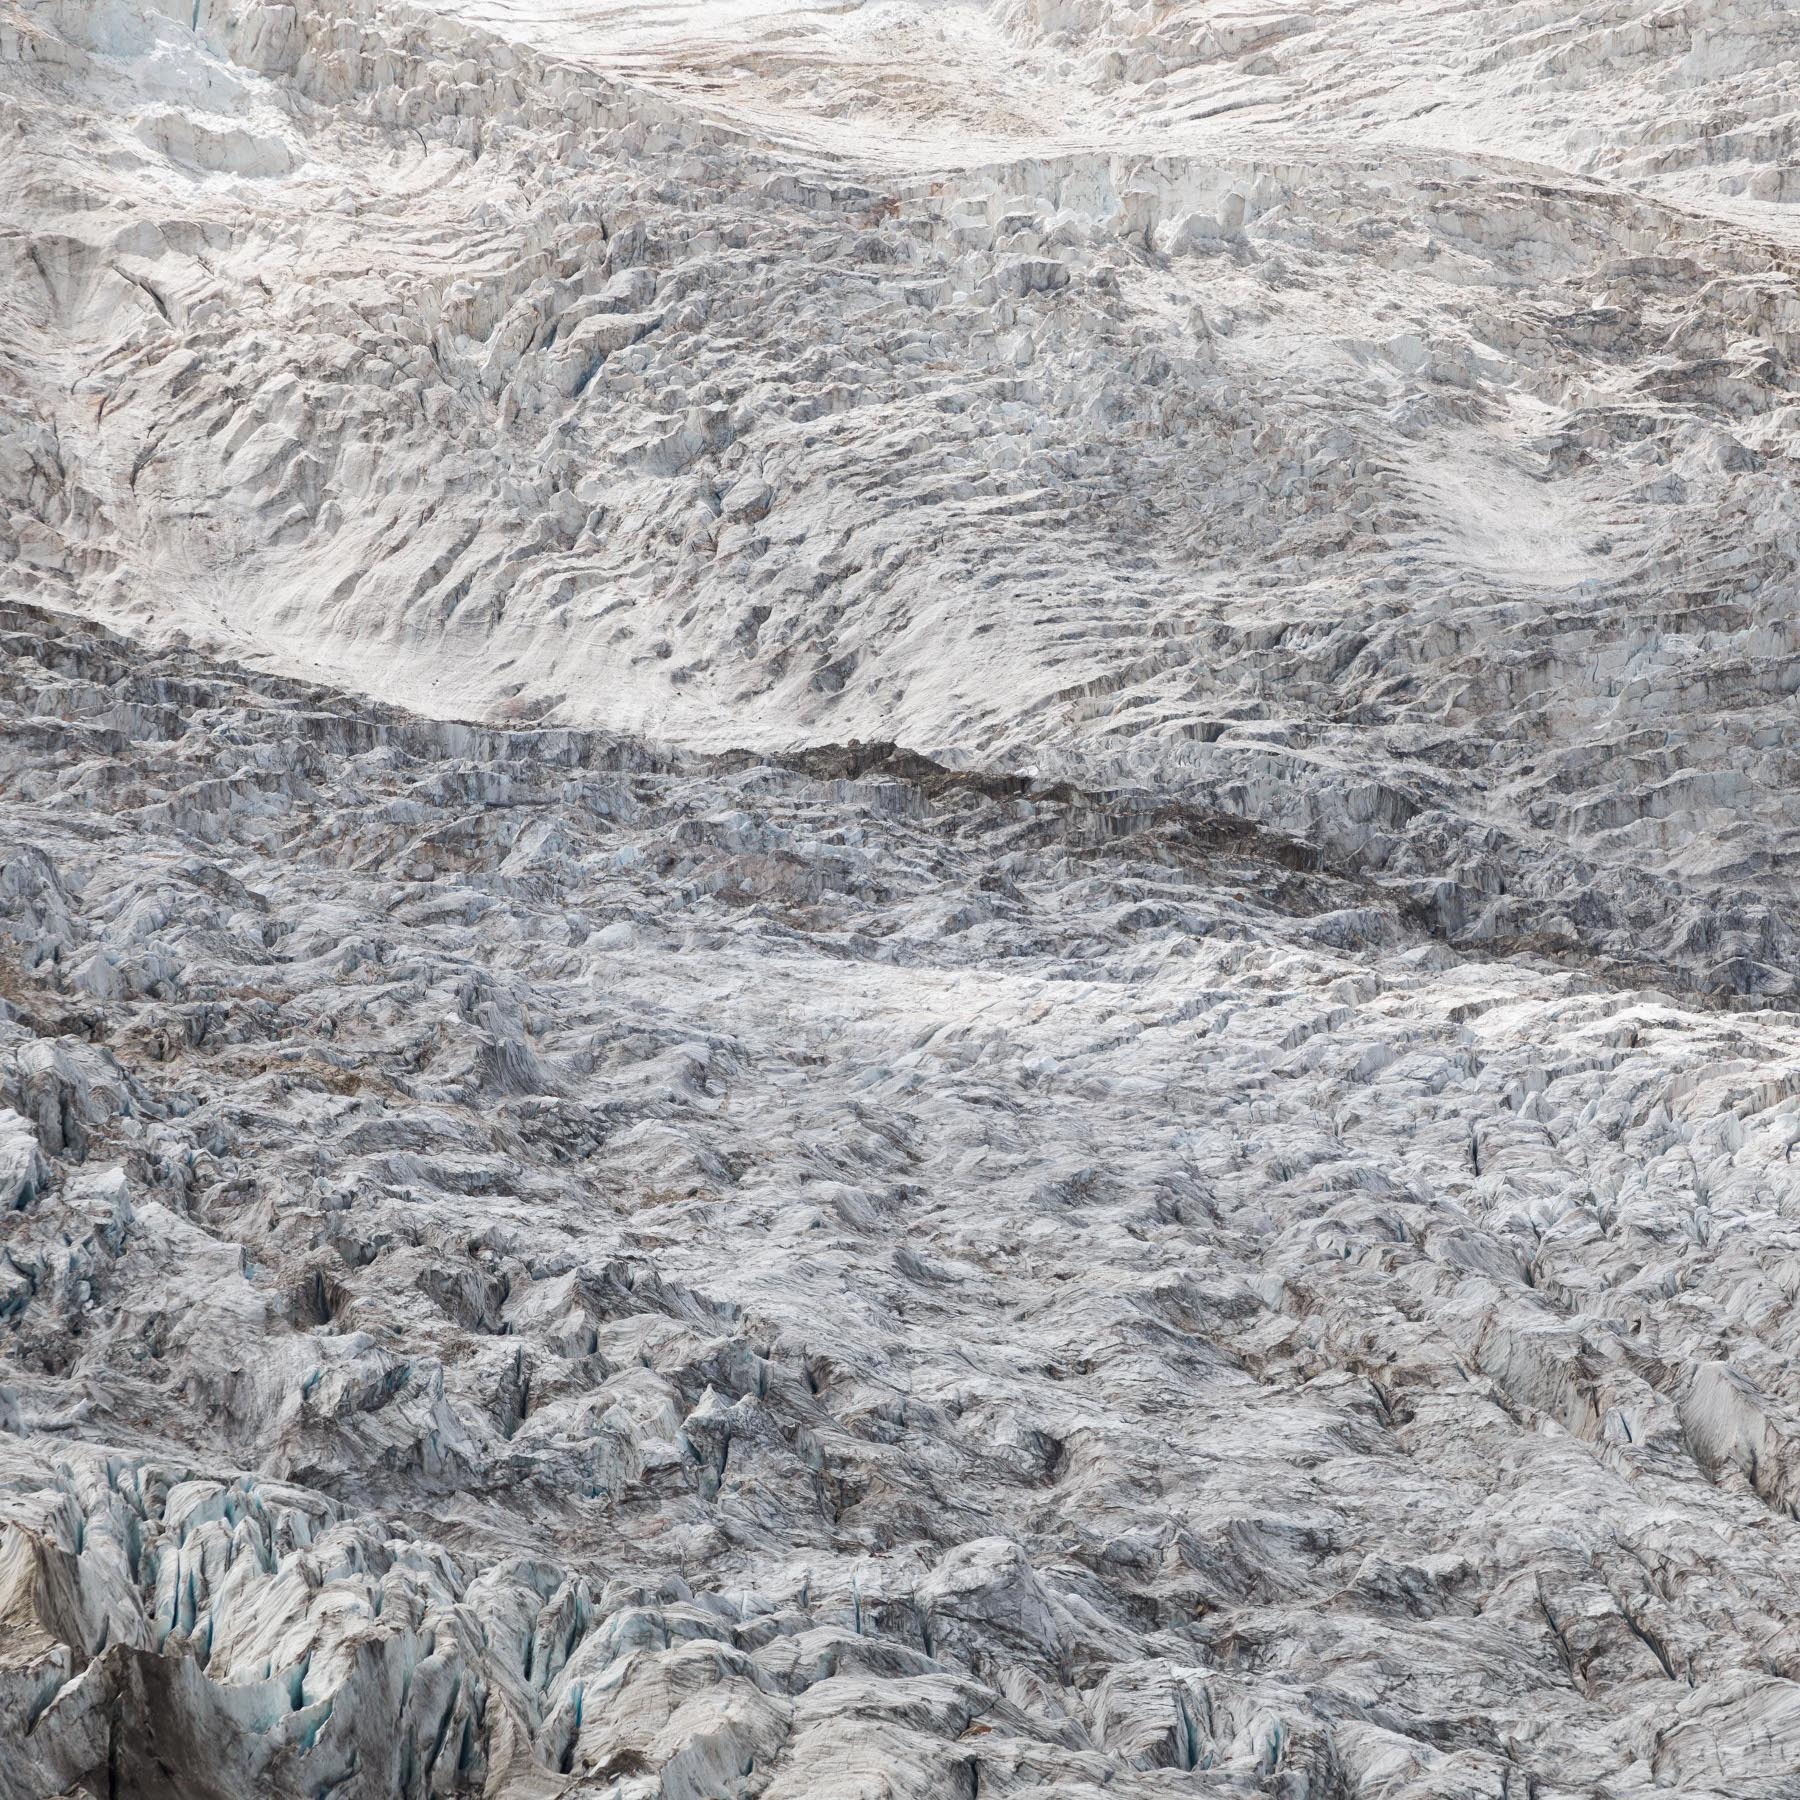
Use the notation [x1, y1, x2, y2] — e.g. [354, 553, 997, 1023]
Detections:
[6, 2, 1800, 1795]
[8, 0, 1800, 998]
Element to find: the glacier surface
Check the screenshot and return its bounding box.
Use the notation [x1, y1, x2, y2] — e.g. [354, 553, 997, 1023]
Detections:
[5, 0, 1800, 1794]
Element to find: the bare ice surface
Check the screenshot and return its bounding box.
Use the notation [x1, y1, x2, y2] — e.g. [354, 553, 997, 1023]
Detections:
[5, 1, 1800, 1795]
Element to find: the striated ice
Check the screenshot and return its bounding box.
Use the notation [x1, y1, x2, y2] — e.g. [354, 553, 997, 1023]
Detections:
[0, 603, 1797, 1793]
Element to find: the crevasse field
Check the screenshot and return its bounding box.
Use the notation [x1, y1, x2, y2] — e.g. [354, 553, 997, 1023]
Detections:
[5, 1, 1800, 1795]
